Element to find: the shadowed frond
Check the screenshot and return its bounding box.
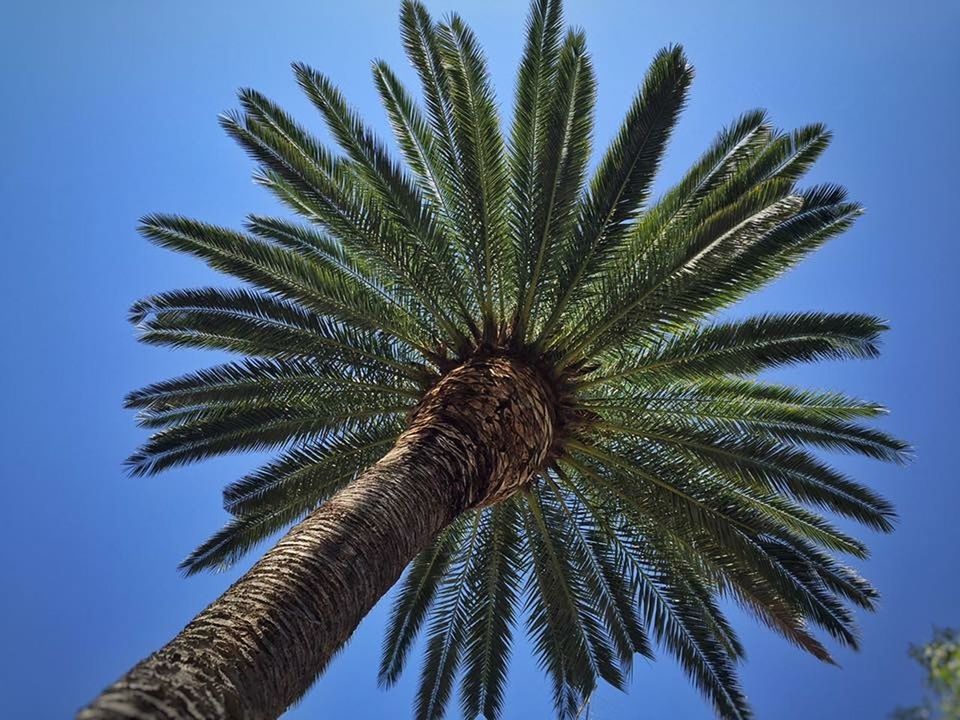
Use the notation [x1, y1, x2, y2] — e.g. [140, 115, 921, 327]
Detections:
[223, 418, 403, 517]
[559, 459, 751, 718]
[126, 357, 417, 416]
[414, 514, 485, 720]
[459, 501, 525, 720]
[380, 520, 469, 687]
[130, 287, 428, 384]
[520, 487, 597, 718]
[126, 393, 409, 477]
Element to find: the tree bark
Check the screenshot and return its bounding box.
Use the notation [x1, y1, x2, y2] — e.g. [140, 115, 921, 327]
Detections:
[79, 356, 556, 719]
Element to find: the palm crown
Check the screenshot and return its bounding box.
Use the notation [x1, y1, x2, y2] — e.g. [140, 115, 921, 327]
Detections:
[125, 1, 906, 717]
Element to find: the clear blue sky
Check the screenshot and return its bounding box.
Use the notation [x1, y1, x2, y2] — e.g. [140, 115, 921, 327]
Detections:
[1, 1, 957, 718]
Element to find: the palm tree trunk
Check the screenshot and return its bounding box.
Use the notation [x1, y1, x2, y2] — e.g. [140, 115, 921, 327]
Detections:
[78, 356, 556, 720]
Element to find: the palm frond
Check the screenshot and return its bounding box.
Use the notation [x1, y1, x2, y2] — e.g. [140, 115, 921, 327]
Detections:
[750, 124, 833, 186]
[509, 0, 564, 335]
[126, 357, 416, 415]
[435, 15, 512, 327]
[585, 312, 887, 387]
[560, 459, 751, 719]
[222, 95, 469, 349]
[126, 392, 408, 477]
[129, 287, 426, 378]
[540, 45, 693, 341]
[293, 64, 476, 342]
[371, 60, 462, 249]
[644, 185, 864, 331]
[244, 214, 445, 345]
[558, 183, 802, 360]
[414, 513, 485, 720]
[516, 29, 596, 340]
[638, 426, 890, 532]
[380, 519, 469, 686]
[520, 488, 596, 718]
[588, 379, 906, 462]
[569, 440, 863, 648]
[459, 500, 524, 720]
[630, 109, 772, 255]
[543, 471, 652, 666]
[180, 419, 401, 575]
[528, 480, 626, 691]
[138, 214, 435, 353]
[398, 1, 483, 311]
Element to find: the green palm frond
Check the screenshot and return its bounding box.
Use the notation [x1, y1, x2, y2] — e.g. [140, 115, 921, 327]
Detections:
[223, 94, 469, 351]
[436, 15, 512, 327]
[127, 357, 417, 413]
[127, 392, 408, 477]
[129, 286, 426, 375]
[585, 312, 887, 386]
[542, 472, 651, 667]
[414, 513, 486, 720]
[293, 64, 476, 339]
[520, 487, 597, 718]
[510, 0, 564, 256]
[458, 501, 524, 720]
[139, 215, 435, 352]
[517, 28, 596, 341]
[398, 2, 486, 317]
[540, 44, 693, 343]
[626, 109, 772, 256]
[583, 376, 906, 464]
[569, 438, 864, 645]
[557, 184, 803, 360]
[129, 0, 906, 717]
[243, 214, 445, 346]
[372, 60, 457, 237]
[381, 520, 469, 688]
[560, 460, 750, 718]
[510, 0, 563, 337]
[528, 481, 627, 692]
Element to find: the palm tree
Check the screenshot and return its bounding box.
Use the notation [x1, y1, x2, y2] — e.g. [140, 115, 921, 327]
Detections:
[80, 1, 907, 718]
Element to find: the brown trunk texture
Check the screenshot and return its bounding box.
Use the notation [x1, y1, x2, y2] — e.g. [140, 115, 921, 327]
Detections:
[79, 356, 556, 719]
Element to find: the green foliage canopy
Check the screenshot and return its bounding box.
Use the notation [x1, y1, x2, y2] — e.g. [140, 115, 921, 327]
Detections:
[893, 629, 960, 720]
[126, 1, 907, 717]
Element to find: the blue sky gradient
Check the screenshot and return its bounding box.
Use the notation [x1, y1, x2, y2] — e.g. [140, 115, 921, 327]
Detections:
[1, 1, 958, 718]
